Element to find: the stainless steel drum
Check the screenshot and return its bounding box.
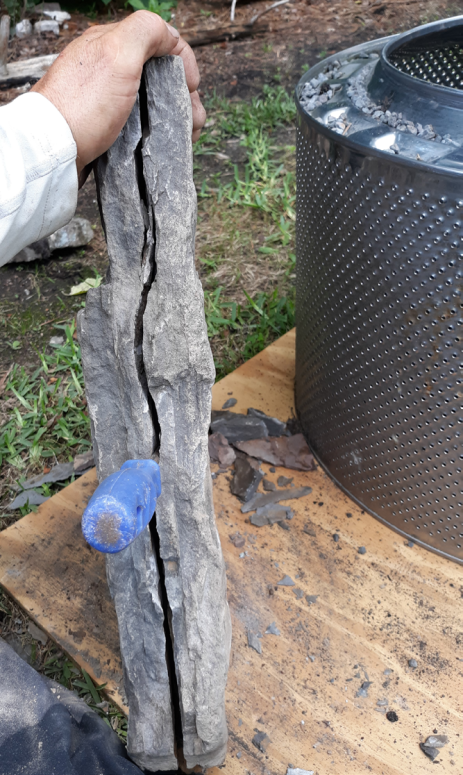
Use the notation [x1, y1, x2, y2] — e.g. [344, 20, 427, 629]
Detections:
[295, 17, 463, 562]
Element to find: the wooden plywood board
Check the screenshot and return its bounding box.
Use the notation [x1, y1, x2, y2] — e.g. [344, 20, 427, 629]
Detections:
[1, 329, 462, 774]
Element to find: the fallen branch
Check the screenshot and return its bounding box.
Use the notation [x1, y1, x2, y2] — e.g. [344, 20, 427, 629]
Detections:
[250, 0, 294, 24]
[183, 21, 269, 47]
[0, 53, 57, 89]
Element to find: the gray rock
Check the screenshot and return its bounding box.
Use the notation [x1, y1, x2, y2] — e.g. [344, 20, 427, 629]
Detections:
[73, 449, 94, 473]
[287, 769, 315, 775]
[79, 57, 230, 771]
[305, 595, 318, 605]
[49, 336, 64, 346]
[208, 432, 236, 467]
[277, 575, 295, 586]
[253, 504, 293, 525]
[221, 397, 237, 409]
[277, 475, 293, 487]
[17, 462, 75, 491]
[241, 486, 312, 513]
[424, 735, 448, 748]
[231, 455, 263, 502]
[34, 19, 59, 34]
[15, 19, 33, 38]
[210, 410, 268, 443]
[247, 407, 287, 436]
[8, 238, 50, 264]
[252, 730, 270, 753]
[358, 546, 367, 555]
[262, 479, 276, 492]
[8, 491, 50, 510]
[48, 217, 94, 251]
[27, 621, 48, 645]
[265, 622, 280, 636]
[408, 658, 418, 669]
[419, 743, 439, 761]
[247, 630, 262, 654]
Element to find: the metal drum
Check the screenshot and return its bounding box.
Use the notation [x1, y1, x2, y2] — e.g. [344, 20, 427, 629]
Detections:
[295, 17, 463, 562]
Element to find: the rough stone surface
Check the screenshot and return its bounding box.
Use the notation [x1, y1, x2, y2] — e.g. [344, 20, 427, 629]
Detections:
[210, 410, 268, 443]
[48, 217, 94, 251]
[231, 455, 263, 502]
[8, 238, 50, 264]
[247, 407, 287, 436]
[235, 434, 315, 471]
[78, 57, 230, 771]
[208, 432, 236, 467]
[241, 485, 312, 513]
[141, 57, 230, 770]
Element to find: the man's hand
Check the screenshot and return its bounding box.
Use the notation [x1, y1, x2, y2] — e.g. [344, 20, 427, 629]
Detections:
[31, 12, 206, 177]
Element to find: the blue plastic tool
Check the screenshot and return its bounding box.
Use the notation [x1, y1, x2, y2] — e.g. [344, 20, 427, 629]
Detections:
[82, 459, 161, 553]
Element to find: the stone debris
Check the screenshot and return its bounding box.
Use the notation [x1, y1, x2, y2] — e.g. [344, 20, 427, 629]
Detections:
[408, 658, 418, 669]
[250, 504, 293, 527]
[356, 681, 372, 698]
[235, 434, 315, 471]
[15, 19, 32, 38]
[48, 217, 94, 251]
[263, 479, 277, 491]
[247, 407, 287, 437]
[346, 60, 457, 146]
[242, 486, 312, 514]
[287, 768, 315, 775]
[247, 630, 262, 654]
[34, 19, 59, 35]
[425, 735, 448, 748]
[277, 575, 295, 587]
[73, 449, 95, 473]
[27, 621, 48, 645]
[277, 475, 293, 487]
[252, 731, 271, 753]
[49, 335, 64, 346]
[208, 432, 236, 468]
[222, 397, 237, 409]
[265, 622, 281, 636]
[8, 217, 94, 263]
[358, 546, 367, 555]
[386, 710, 399, 722]
[299, 60, 344, 112]
[78, 57, 230, 771]
[15, 461, 75, 492]
[419, 743, 439, 761]
[231, 455, 264, 502]
[8, 490, 49, 510]
[210, 410, 268, 443]
[376, 698, 388, 707]
[293, 588, 304, 599]
[306, 595, 318, 605]
[43, 9, 71, 23]
[229, 532, 245, 548]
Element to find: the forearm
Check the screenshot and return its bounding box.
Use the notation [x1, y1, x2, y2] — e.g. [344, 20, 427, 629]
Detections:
[0, 92, 77, 266]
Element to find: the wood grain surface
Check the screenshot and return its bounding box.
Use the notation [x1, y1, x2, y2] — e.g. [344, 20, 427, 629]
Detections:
[1, 329, 462, 774]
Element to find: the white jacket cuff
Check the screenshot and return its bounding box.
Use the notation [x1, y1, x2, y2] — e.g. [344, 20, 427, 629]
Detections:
[0, 92, 78, 266]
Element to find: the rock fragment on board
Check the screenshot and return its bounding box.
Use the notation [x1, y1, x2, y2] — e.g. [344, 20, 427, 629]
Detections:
[247, 407, 287, 436]
[73, 449, 95, 473]
[231, 455, 263, 502]
[242, 486, 312, 514]
[252, 731, 270, 753]
[287, 768, 315, 775]
[208, 432, 236, 467]
[247, 630, 262, 654]
[210, 410, 268, 443]
[235, 434, 315, 471]
[250, 504, 293, 527]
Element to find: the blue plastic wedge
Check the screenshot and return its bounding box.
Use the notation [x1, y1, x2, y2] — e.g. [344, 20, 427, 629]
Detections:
[82, 459, 161, 553]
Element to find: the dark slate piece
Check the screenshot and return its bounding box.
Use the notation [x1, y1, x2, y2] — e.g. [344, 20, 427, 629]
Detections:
[277, 575, 295, 586]
[231, 456, 264, 502]
[222, 397, 237, 409]
[78, 57, 230, 772]
[241, 486, 312, 513]
[247, 407, 287, 437]
[265, 622, 280, 636]
[210, 410, 268, 443]
[247, 630, 262, 654]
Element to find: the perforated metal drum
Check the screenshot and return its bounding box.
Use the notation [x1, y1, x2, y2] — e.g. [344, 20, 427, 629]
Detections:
[295, 18, 463, 562]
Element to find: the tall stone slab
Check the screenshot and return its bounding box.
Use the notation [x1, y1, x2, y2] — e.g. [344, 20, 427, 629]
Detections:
[142, 57, 231, 769]
[78, 56, 231, 771]
[77, 98, 176, 770]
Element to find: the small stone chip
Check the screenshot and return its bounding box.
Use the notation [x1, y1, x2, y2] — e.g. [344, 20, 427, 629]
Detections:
[408, 658, 418, 669]
[305, 595, 318, 605]
[425, 735, 448, 749]
[277, 575, 295, 586]
[265, 622, 281, 636]
[252, 731, 270, 753]
[358, 546, 367, 555]
[247, 630, 262, 654]
[222, 397, 237, 409]
[386, 710, 399, 722]
[236, 752, 242, 759]
[293, 588, 304, 599]
[263, 479, 277, 492]
[286, 768, 314, 775]
[277, 476, 293, 487]
[420, 743, 439, 761]
[333, 533, 340, 542]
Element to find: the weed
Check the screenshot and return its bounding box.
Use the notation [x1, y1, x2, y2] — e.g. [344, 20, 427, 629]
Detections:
[125, 0, 177, 21]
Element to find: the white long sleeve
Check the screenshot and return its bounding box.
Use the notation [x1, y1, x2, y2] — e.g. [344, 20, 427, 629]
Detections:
[0, 92, 78, 266]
